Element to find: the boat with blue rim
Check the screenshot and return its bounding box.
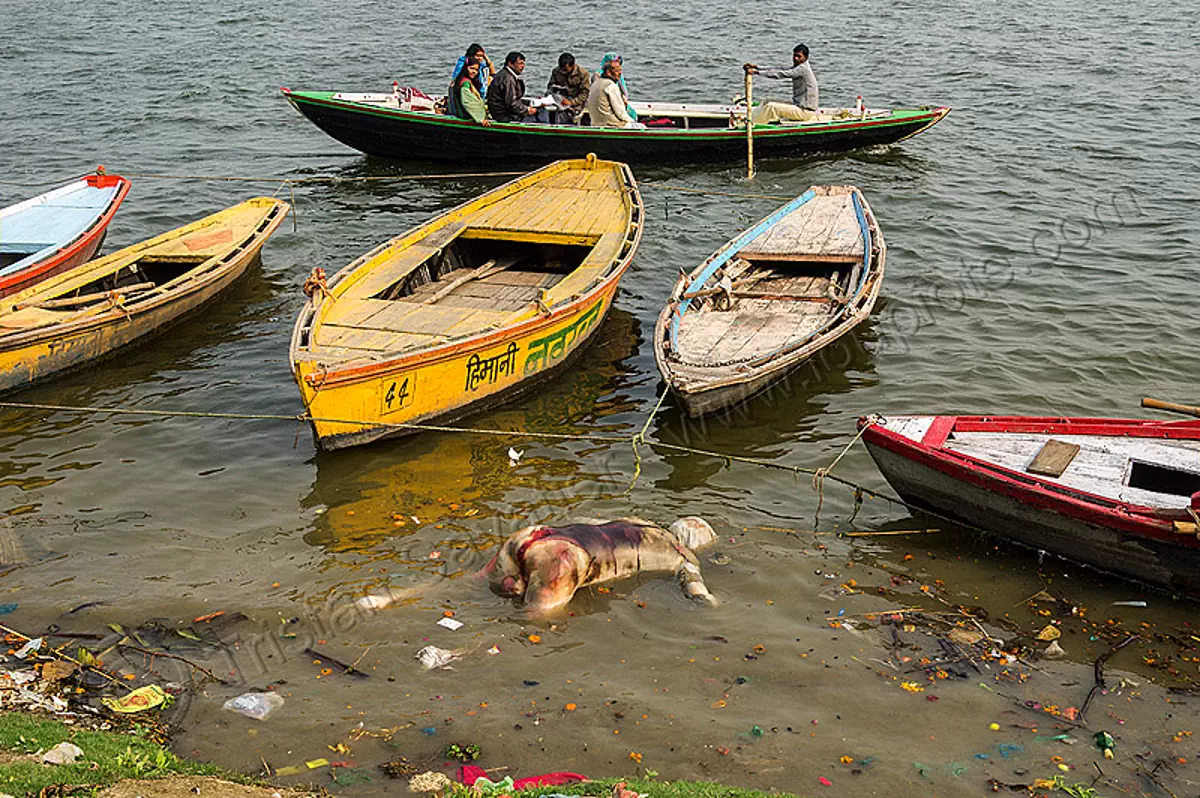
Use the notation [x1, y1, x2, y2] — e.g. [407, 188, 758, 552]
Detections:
[654, 185, 885, 416]
[0, 170, 131, 299]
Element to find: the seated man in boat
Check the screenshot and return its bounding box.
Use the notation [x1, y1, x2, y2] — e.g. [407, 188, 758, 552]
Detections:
[486, 51, 542, 123]
[546, 52, 590, 124]
[744, 43, 820, 124]
[585, 53, 644, 128]
[448, 59, 492, 126]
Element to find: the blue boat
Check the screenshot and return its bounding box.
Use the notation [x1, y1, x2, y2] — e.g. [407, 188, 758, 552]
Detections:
[0, 170, 131, 299]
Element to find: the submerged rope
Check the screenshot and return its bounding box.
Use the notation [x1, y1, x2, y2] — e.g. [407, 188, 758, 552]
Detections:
[0, 398, 1007, 538]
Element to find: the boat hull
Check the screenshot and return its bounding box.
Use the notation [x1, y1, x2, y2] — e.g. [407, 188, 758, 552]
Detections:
[0, 200, 289, 393]
[862, 421, 1200, 599]
[283, 90, 949, 165]
[291, 157, 642, 450]
[295, 284, 620, 450]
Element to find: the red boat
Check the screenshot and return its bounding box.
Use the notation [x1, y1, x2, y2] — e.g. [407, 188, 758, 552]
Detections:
[860, 414, 1200, 598]
[0, 170, 131, 299]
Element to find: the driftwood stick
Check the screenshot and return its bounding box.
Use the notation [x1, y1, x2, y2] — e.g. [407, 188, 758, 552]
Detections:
[1080, 634, 1138, 721]
[116, 643, 227, 684]
[0, 622, 126, 688]
[305, 646, 369, 678]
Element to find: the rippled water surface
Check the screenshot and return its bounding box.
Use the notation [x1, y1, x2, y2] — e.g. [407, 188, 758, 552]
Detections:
[3, 1, 1199, 795]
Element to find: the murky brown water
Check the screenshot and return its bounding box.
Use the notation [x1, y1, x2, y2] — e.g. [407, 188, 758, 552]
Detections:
[4, 0, 1200, 795]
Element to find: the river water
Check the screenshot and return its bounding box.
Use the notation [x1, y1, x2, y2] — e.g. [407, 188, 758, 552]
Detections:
[3, 0, 1199, 795]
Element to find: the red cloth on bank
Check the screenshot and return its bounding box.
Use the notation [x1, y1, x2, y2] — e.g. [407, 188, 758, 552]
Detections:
[458, 764, 587, 789]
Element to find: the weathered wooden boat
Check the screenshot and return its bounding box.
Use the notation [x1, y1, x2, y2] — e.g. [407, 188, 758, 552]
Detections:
[0, 171, 131, 299]
[654, 186, 884, 417]
[860, 414, 1200, 598]
[281, 88, 949, 164]
[290, 155, 643, 450]
[0, 197, 289, 392]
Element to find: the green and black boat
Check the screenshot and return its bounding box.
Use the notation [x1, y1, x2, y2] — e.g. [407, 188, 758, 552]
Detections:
[282, 88, 949, 165]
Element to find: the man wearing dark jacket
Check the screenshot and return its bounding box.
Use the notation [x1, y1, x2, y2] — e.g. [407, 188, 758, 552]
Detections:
[486, 51, 538, 122]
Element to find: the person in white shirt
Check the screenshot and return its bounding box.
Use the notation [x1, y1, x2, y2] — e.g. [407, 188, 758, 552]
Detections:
[586, 54, 644, 128]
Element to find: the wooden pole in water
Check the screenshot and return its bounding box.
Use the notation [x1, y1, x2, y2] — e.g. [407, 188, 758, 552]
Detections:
[1142, 397, 1200, 418]
[745, 70, 755, 180]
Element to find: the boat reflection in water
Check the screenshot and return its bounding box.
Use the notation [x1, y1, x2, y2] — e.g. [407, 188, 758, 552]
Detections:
[301, 309, 642, 566]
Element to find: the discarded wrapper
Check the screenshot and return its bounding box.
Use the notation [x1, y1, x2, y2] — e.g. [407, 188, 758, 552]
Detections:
[437, 617, 463, 631]
[1035, 624, 1061, 641]
[416, 645, 463, 670]
[41, 741, 83, 765]
[102, 684, 170, 714]
[223, 691, 284, 720]
[14, 638, 42, 658]
[1043, 640, 1067, 659]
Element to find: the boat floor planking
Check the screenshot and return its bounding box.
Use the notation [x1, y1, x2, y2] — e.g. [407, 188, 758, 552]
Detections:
[0, 198, 289, 393]
[291, 156, 643, 449]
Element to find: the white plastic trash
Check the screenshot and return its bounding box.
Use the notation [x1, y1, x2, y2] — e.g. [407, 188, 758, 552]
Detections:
[41, 742, 83, 765]
[222, 691, 284, 720]
[416, 645, 462, 669]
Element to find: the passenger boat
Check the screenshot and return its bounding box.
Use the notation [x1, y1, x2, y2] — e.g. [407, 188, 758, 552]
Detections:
[654, 186, 884, 417]
[281, 87, 949, 164]
[290, 155, 643, 450]
[0, 198, 289, 392]
[0, 170, 131, 299]
[860, 414, 1200, 598]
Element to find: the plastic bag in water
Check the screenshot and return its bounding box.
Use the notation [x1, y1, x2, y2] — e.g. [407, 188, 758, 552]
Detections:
[222, 691, 284, 720]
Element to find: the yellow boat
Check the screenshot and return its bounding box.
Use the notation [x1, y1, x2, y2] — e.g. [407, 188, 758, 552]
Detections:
[290, 155, 643, 450]
[0, 197, 289, 392]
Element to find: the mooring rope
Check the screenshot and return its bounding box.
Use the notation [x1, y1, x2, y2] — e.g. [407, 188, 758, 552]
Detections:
[0, 397, 1007, 537]
[1, 171, 795, 203]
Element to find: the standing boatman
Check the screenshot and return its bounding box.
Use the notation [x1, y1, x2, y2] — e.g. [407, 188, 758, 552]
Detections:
[744, 43, 820, 124]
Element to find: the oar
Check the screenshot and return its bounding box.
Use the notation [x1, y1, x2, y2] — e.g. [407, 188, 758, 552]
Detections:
[1141, 397, 1200, 419]
[744, 69, 755, 180]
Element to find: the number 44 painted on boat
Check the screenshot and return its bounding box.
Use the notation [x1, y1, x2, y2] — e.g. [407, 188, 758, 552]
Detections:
[381, 375, 415, 415]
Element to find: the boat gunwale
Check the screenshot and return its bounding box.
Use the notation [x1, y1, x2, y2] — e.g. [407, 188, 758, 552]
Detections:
[860, 414, 1200, 547]
[290, 159, 643, 388]
[282, 88, 950, 142]
[0, 199, 289, 350]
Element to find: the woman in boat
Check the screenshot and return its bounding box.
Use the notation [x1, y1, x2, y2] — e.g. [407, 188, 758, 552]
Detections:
[449, 43, 494, 97]
[449, 60, 492, 126]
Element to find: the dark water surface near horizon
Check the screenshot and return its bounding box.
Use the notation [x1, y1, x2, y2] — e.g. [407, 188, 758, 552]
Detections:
[3, 1, 1199, 795]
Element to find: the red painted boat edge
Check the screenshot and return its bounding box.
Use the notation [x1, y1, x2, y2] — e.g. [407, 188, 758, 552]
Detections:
[858, 414, 1200, 549]
[0, 173, 132, 298]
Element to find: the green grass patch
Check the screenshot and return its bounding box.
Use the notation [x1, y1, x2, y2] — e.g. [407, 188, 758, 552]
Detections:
[516, 777, 804, 798]
[0, 711, 227, 797]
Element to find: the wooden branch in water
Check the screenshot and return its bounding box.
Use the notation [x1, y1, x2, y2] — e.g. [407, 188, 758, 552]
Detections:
[117, 643, 229, 684]
[1080, 634, 1139, 721]
[843, 528, 941, 537]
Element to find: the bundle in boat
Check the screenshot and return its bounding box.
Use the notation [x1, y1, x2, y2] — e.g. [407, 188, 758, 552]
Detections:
[0, 170, 131, 299]
[655, 185, 885, 417]
[290, 155, 643, 451]
[0, 197, 290, 392]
